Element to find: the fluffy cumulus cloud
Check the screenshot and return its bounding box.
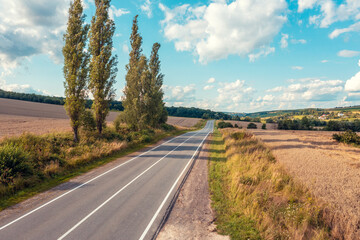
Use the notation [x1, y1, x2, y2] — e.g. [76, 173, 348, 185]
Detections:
[163, 84, 196, 106]
[0, 0, 72, 70]
[159, 0, 287, 63]
[0, 78, 49, 95]
[299, 0, 360, 28]
[345, 71, 360, 92]
[337, 50, 360, 58]
[203, 85, 214, 90]
[216, 80, 255, 110]
[207, 77, 215, 83]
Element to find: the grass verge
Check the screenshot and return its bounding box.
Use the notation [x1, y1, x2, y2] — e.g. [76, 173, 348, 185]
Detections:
[208, 128, 330, 239]
[0, 121, 205, 211]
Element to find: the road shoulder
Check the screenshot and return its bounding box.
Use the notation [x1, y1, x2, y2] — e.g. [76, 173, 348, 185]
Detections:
[157, 137, 229, 240]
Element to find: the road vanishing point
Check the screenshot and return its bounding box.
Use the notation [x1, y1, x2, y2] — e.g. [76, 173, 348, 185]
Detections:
[0, 120, 214, 240]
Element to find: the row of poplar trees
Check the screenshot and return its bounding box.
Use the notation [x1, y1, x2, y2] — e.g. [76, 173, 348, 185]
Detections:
[63, 0, 167, 142]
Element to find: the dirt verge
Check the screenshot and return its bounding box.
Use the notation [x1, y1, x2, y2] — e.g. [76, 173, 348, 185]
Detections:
[157, 139, 229, 240]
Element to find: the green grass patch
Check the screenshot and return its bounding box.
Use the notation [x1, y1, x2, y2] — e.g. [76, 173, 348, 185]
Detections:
[0, 124, 193, 210]
[208, 128, 330, 239]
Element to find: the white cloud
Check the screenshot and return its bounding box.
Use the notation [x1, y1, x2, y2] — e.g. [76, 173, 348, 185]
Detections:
[122, 43, 129, 54]
[291, 39, 307, 44]
[321, 59, 329, 63]
[159, 0, 287, 63]
[292, 66, 304, 70]
[203, 85, 214, 90]
[0, 0, 72, 70]
[280, 33, 289, 48]
[207, 77, 215, 83]
[216, 80, 255, 106]
[298, 0, 317, 13]
[141, 0, 152, 18]
[329, 21, 360, 39]
[337, 50, 360, 58]
[301, 0, 360, 28]
[266, 86, 283, 92]
[345, 71, 360, 92]
[344, 92, 360, 101]
[248, 47, 275, 62]
[109, 5, 130, 20]
[0, 79, 50, 95]
[163, 84, 196, 105]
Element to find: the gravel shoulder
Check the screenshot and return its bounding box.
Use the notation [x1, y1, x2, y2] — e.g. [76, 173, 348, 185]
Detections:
[250, 129, 360, 239]
[157, 139, 229, 240]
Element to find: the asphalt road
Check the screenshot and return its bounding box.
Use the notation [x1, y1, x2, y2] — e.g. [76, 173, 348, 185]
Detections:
[0, 120, 214, 240]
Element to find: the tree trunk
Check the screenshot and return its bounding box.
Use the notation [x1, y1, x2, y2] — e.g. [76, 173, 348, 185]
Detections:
[73, 126, 79, 143]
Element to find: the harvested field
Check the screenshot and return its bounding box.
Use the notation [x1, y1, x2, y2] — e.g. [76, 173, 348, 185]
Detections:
[166, 116, 201, 128]
[0, 98, 201, 139]
[249, 129, 360, 239]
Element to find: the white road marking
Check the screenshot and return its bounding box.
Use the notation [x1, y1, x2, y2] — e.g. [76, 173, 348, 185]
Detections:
[0, 132, 194, 231]
[57, 131, 202, 240]
[139, 123, 212, 240]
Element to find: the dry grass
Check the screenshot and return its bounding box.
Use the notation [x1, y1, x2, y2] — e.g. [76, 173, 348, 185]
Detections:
[248, 129, 360, 239]
[209, 128, 330, 239]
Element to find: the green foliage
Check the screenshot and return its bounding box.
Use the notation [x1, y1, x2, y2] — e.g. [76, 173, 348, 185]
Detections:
[81, 110, 96, 132]
[217, 121, 233, 129]
[167, 106, 231, 120]
[247, 123, 257, 129]
[123, 15, 145, 130]
[88, 0, 118, 134]
[0, 144, 33, 185]
[146, 42, 167, 127]
[333, 130, 360, 145]
[261, 123, 266, 129]
[63, 0, 89, 142]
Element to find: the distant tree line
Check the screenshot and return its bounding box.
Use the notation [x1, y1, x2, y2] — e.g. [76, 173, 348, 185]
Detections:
[277, 116, 360, 131]
[0, 89, 124, 111]
[167, 106, 231, 120]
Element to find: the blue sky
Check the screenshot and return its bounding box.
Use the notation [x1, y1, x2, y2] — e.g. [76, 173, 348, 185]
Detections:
[1, 0, 360, 113]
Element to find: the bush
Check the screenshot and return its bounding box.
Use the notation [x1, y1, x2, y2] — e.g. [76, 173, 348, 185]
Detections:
[217, 121, 233, 129]
[262, 123, 266, 129]
[234, 124, 238, 128]
[247, 123, 257, 129]
[0, 144, 33, 185]
[333, 130, 360, 145]
[81, 110, 96, 132]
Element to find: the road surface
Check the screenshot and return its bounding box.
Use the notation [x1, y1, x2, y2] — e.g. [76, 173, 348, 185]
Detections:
[0, 120, 214, 240]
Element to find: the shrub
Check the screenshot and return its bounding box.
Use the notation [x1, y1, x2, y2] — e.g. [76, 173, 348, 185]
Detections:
[217, 121, 233, 129]
[234, 124, 238, 128]
[262, 123, 266, 129]
[333, 130, 360, 145]
[0, 144, 33, 185]
[247, 123, 257, 129]
[81, 110, 96, 132]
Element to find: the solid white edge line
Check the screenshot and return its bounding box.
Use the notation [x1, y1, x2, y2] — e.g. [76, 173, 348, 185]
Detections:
[139, 126, 212, 240]
[0, 131, 195, 231]
[57, 130, 203, 240]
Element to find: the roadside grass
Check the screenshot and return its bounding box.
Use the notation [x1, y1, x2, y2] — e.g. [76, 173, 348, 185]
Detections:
[208, 128, 330, 239]
[0, 120, 204, 210]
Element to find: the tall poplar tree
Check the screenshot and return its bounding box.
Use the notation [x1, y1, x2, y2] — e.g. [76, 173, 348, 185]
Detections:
[63, 0, 89, 142]
[147, 43, 167, 127]
[123, 15, 144, 130]
[88, 0, 118, 134]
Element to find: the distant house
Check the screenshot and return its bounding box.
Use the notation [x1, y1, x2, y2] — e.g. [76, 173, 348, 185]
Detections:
[318, 114, 328, 120]
[337, 113, 345, 117]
